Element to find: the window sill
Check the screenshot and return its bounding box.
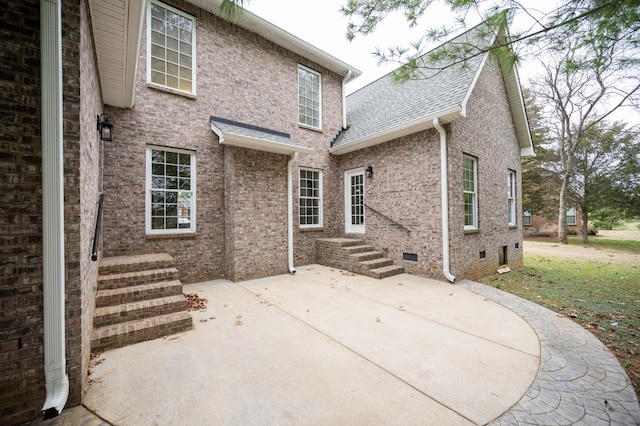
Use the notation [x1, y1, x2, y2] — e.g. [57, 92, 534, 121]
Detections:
[146, 232, 197, 240]
[464, 228, 480, 235]
[300, 227, 324, 232]
[147, 82, 197, 100]
[298, 123, 323, 133]
[508, 225, 518, 230]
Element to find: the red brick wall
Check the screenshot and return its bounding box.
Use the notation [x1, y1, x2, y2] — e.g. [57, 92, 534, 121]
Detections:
[102, 0, 346, 283]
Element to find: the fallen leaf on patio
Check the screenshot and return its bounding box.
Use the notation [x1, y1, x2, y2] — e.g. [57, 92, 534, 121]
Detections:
[376, 317, 381, 323]
[397, 283, 403, 286]
[340, 270, 355, 276]
[167, 336, 180, 340]
[184, 292, 208, 311]
[199, 319, 208, 323]
[209, 316, 216, 320]
[235, 319, 243, 326]
[399, 306, 405, 311]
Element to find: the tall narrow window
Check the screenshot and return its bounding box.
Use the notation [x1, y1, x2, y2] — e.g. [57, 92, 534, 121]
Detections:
[148, 1, 196, 94]
[463, 155, 478, 229]
[146, 146, 196, 234]
[523, 210, 532, 226]
[299, 168, 323, 228]
[298, 65, 321, 129]
[566, 207, 577, 225]
[508, 170, 516, 226]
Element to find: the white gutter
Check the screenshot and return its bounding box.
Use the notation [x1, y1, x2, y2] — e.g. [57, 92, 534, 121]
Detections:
[287, 152, 299, 273]
[41, 0, 69, 418]
[433, 119, 456, 283]
[341, 70, 352, 129]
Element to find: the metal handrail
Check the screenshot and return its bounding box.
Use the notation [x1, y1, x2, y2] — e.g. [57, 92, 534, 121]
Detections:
[91, 193, 104, 262]
[364, 202, 411, 234]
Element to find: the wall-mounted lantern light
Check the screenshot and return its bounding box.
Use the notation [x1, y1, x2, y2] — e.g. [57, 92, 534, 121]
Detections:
[365, 165, 373, 178]
[97, 114, 113, 142]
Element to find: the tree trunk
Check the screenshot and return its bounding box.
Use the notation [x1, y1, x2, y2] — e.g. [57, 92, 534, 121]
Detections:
[558, 174, 569, 244]
[581, 207, 589, 243]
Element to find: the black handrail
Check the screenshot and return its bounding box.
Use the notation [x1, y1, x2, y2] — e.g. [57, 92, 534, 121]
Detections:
[364, 202, 411, 234]
[91, 193, 104, 262]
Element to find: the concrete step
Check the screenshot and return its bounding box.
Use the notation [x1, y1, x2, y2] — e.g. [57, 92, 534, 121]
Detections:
[368, 265, 405, 279]
[342, 244, 375, 254]
[97, 268, 179, 290]
[93, 295, 188, 328]
[351, 251, 384, 262]
[99, 253, 175, 275]
[91, 311, 193, 353]
[95, 280, 184, 308]
[360, 258, 394, 270]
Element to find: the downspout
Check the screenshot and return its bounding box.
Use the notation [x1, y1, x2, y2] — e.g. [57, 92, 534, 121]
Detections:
[41, 0, 69, 418]
[287, 152, 299, 273]
[341, 70, 352, 128]
[433, 119, 456, 283]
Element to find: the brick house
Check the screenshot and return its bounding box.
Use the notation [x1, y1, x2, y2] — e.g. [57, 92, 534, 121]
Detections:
[0, 0, 532, 422]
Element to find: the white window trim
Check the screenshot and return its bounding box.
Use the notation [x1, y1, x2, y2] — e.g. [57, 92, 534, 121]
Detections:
[298, 64, 322, 130]
[463, 155, 478, 230]
[523, 210, 532, 226]
[566, 207, 577, 225]
[147, 0, 197, 97]
[508, 170, 516, 226]
[146, 145, 197, 235]
[299, 167, 323, 229]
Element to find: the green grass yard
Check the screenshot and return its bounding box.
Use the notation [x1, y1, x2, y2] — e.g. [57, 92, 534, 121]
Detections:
[479, 249, 640, 397]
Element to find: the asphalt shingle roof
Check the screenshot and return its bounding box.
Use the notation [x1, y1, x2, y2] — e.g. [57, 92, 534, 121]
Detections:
[333, 21, 496, 149]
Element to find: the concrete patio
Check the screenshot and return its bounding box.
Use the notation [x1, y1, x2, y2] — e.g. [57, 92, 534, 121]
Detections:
[41, 265, 639, 425]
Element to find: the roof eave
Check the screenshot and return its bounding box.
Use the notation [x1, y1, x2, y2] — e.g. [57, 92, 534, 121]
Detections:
[211, 123, 313, 156]
[330, 106, 463, 155]
[501, 62, 535, 157]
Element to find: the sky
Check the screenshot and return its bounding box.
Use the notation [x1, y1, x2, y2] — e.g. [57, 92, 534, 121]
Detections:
[246, 0, 640, 125]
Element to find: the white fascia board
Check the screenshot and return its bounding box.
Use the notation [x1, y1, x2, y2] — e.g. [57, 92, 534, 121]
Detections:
[211, 123, 313, 156]
[459, 51, 491, 117]
[124, 0, 145, 108]
[521, 146, 536, 157]
[329, 106, 463, 155]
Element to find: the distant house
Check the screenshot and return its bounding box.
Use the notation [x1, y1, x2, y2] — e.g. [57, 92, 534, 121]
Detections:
[523, 207, 582, 236]
[0, 0, 532, 422]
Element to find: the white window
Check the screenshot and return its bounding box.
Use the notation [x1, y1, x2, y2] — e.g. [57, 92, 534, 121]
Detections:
[298, 65, 321, 129]
[148, 1, 196, 95]
[523, 210, 532, 226]
[463, 155, 478, 229]
[299, 168, 323, 228]
[146, 146, 196, 234]
[508, 170, 516, 226]
[567, 207, 577, 225]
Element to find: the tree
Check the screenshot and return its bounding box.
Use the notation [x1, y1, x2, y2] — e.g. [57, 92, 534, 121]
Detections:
[571, 122, 640, 242]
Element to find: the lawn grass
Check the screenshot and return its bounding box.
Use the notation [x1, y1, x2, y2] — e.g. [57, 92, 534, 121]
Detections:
[479, 255, 640, 396]
[526, 236, 640, 254]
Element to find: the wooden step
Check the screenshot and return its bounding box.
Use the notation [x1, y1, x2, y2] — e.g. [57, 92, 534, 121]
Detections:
[99, 253, 176, 275]
[360, 258, 394, 270]
[97, 268, 179, 290]
[93, 295, 188, 328]
[369, 265, 405, 279]
[351, 251, 384, 262]
[91, 311, 193, 353]
[95, 280, 184, 308]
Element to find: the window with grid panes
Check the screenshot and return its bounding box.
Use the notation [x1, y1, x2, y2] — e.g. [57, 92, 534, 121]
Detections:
[146, 147, 196, 233]
[148, 1, 195, 94]
[299, 168, 322, 227]
[508, 170, 516, 225]
[298, 65, 321, 128]
[463, 155, 478, 229]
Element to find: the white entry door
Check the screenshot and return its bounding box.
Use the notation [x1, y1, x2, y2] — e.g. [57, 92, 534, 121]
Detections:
[344, 168, 365, 234]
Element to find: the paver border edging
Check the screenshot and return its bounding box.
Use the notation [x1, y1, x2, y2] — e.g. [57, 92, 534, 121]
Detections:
[459, 280, 640, 426]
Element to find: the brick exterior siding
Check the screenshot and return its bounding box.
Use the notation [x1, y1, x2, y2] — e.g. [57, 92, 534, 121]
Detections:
[102, 0, 346, 283]
[0, 0, 102, 422]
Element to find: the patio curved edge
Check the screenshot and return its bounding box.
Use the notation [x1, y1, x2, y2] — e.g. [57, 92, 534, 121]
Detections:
[458, 279, 640, 426]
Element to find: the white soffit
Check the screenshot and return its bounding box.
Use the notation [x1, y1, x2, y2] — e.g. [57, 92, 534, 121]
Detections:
[89, 0, 144, 108]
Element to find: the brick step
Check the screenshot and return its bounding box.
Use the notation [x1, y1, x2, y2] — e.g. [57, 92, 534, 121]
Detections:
[91, 311, 193, 353]
[351, 251, 384, 262]
[360, 257, 394, 270]
[99, 253, 176, 275]
[93, 295, 188, 328]
[96, 280, 184, 307]
[368, 265, 405, 279]
[97, 268, 179, 290]
[342, 244, 375, 254]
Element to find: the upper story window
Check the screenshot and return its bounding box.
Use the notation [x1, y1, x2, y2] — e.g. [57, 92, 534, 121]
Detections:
[146, 146, 196, 234]
[508, 170, 516, 226]
[299, 168, 323, 228]
[148, 1, 196, 95]
[298, 65, 322, 129]
[566, 207, 577, 225]
[463, 155, 478, 229]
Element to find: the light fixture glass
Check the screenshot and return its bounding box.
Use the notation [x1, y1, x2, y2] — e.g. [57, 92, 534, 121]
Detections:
[97, 114, 113, 142]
